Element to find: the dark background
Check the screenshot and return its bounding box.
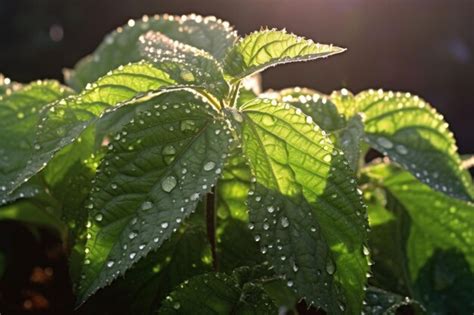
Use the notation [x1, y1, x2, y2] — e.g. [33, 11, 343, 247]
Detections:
[0, 1, 473, 313]
[1, 0, 473, 153]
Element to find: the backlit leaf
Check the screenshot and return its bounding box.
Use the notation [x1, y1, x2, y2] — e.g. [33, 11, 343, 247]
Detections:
[223, 29, 345, 82]
[241, 98, 368, 314]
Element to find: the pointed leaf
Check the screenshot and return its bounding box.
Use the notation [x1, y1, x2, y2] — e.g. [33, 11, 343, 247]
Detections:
[13, 61, 222, 195]
[223, 29, 345, 82]
[159, 266, 277, 314]
[241, 99, 368, 314]
[77, 91, 231, 303]
[343, 89, 473, 200]
[0, 81, 71, 203]
[66, 14, 237, 90]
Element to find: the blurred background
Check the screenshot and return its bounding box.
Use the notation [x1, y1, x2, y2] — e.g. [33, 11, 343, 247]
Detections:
[0, 0, 473, 313]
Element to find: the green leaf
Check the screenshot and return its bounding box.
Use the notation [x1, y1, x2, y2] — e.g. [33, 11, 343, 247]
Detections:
[241, 99, 368, 314]
[364, 287, 424, 315]
[66, 14, 237, 90]
[0, 81, 71, 203]
[159, 266, 278, 314]
[223, 29, 345, 82]
[344, 89, 473, 200]
[277, 87, 346, 132]
[77, 209, 211, 315]
[365, 163, 474, 314]
[139, 31, 229, 98]
[77, 91, 231, 303]
[13, 61, 220, 196]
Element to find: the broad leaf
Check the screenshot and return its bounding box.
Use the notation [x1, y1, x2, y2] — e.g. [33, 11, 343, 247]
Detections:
[0, 81, 71, 203]
[12, 61, 221, 195]
[366, 163, 474, 314]
[77, 91, 231, 303]
[223, 29, 345, 82]
[66, 14, 237, 90]
[159, 266, 277, 314]
[336, 89, 473, 200]
[241, 99, 368, 314]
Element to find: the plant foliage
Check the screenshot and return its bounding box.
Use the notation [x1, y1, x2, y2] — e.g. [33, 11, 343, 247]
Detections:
[0, 13, 472, 315]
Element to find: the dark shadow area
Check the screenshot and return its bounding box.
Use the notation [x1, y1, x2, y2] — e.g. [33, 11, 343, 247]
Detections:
[414, 248, 474, 315]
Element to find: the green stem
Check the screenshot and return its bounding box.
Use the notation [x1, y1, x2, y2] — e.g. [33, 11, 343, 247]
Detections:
[206, 186, 218, 271]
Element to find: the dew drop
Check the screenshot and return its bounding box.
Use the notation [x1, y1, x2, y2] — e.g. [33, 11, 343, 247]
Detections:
[128, 231, 138, 239]
[395, 144, 408, 155]
[129, 252, 137, 259]
[325, 260, 336, 275]
[94, 213, 103, 222]
[203, 161, 215, 171]
[107, 260, 115, 268]
[362, 245, 370, 256]
[173, 302, 181, 310]
[161, 222, 169, 229]
[141, 200, 153, 211]
[161, 176, 177, 193]
[180, 70, 195, 82]
[254, 235, 261, 242]
[280, 216, 290, 228]
[377, 137, 393, 149]
[287, 280, 294, 287]
[267, 205, 275, 213]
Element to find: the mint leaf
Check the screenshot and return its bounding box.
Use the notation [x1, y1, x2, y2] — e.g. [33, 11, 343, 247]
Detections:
[77, 91, 231, 303]
[0, 81, 71, 203]
[159, 266, 277, 314]
[241, 99, 368, 314]
[66, 14, 237, 90]
[349, 89, 473, 200]
[223, 29, 345, 82]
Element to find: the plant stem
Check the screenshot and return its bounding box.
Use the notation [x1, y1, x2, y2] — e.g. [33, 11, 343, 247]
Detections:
[206, 186, 218, 271]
